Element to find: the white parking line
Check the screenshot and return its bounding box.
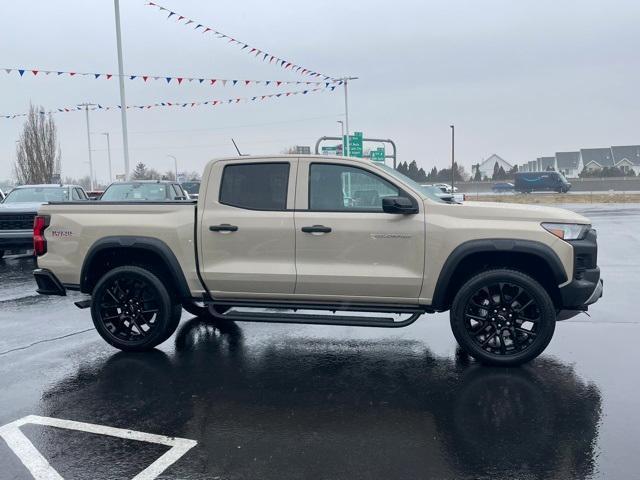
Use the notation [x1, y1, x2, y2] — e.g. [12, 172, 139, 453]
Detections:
[0, 415, 197, 480]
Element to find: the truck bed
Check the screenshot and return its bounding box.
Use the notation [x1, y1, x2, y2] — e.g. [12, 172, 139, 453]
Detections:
[37, 201, 202, 293]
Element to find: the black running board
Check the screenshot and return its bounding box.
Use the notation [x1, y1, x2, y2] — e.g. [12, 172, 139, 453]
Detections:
[208, 307, 423, 328]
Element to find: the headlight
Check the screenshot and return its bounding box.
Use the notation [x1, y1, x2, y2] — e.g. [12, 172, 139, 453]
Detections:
[541, 223, 590, 241]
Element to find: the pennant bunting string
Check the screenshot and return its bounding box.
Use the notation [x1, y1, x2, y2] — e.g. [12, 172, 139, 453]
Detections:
[144, 1, 335, 81]
[1, 86, 336, 119]
[1, 67, 340, 87]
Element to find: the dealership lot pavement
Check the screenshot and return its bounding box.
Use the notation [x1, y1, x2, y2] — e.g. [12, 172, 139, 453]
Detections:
[0, 204, 639, 479]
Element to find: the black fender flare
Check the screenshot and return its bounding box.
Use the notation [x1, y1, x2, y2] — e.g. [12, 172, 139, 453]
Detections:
[80, 236, 191, 299]
[430, 238, 568, 310]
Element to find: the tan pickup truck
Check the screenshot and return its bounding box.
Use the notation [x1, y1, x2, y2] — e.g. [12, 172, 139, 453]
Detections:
[33, 155, 603, 365]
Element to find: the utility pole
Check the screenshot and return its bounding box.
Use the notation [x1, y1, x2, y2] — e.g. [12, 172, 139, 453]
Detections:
[340, 76, 358, 156]
[114, 0, 131, 178]
[450, 125, 455, 192]
[167, 154, 178, 181]
[102, 133, 113, 183]
[80, 103, 96, 190]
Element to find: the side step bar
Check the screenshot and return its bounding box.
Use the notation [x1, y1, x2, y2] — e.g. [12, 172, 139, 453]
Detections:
[208, 306, 423, 328]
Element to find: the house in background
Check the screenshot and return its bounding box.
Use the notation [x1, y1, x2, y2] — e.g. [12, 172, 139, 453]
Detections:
[537, 156, 557, 171]
[611, 145, 640, 175]
[471, 154, 513, 179]
[556, 152, 582, 178]
[580, 148, 614, 172]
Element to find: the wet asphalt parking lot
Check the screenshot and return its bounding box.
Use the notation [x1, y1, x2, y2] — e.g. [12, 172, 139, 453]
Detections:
[0, 204, 639, 480]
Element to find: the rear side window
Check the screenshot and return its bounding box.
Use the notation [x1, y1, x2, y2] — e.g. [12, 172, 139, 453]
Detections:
[220, 163, 289, 211]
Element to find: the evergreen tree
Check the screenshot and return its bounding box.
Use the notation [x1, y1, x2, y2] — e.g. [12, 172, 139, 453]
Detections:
[408, 160, 419, 181]
[396, 161, 408, 176]
[417, 167, 428, 183]
[473, 164, 482, 182]
[132, 162, 148, 180]
[497, 166, 507, 180]
[492, 161, 500, 179]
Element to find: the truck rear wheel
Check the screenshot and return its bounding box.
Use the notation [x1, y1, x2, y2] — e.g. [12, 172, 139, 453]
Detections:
[450, 269, 556, 366]
[90, 266, 181, 351]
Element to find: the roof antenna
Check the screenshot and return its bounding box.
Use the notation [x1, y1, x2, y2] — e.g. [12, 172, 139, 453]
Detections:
[231, 138, 244, 156]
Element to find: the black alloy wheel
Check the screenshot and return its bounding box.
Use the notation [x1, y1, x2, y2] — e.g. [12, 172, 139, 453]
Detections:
[91, 266, 180, 351]
[450, 269, 556, 366]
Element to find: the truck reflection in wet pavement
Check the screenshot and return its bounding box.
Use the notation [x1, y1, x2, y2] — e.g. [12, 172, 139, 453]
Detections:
[38, 317, 601, 480]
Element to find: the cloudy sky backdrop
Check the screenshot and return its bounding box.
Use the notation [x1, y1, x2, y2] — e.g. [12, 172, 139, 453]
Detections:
[1, 0, 639, 183]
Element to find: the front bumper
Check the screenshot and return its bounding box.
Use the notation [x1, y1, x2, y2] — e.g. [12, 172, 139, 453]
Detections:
[0, 230, 33, 249]
[558, 228, 603, 313]
[33, 268, 66, 296]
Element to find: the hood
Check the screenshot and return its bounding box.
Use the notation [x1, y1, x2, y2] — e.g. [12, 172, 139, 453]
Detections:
[0, 201, 44, 213]
[440, 200, 590, 224]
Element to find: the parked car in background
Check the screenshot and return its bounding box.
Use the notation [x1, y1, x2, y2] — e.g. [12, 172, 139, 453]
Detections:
[86, 190, 104, 200]
[492, 182, 514, 193]
[99, 180, 190, 202]
[181, 180, 201, 200]
[433, 183, 458, 193]
[0, 184, 88, 258]
[421, 184, 465, 203]
[515, 172, 571, 193]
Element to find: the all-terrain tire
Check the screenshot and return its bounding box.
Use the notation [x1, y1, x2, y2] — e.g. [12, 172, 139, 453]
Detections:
[91, 266, 179, 351]
[450, 269, 556, 366]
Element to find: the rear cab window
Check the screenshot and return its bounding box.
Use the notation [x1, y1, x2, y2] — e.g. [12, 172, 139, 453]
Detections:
[219, 163, 290, 211]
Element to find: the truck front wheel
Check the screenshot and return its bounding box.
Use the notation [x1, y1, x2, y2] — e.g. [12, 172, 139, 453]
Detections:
[450, 269, 556, 366]
[90, 266, 181, 351]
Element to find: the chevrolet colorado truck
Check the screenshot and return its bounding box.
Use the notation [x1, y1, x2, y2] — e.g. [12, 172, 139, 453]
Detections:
[32, 155, 603, 365]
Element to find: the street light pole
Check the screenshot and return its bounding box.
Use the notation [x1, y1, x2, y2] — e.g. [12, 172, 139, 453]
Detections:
[102, 133, 113, 183]
[340, 76, 358, 157]
[114, 0, 131, 179]
[80, 103, 96, 191]
[450, 125, 455, 192]
[337, 120, 344, 152]
[167, 155, 178, 181]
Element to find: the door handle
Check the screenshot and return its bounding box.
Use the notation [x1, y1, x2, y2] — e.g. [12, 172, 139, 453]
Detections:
[301, 225, 332, 233]
[209, 224, 238, 232]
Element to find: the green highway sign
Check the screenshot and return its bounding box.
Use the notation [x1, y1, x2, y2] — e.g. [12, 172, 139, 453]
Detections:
[370, 147, 385, 162]
[343, 131, 363, 158]
[321, 145, 341, 155]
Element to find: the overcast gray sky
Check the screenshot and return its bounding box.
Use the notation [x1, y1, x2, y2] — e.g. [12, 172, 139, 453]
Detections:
[1, 0, 639, 184]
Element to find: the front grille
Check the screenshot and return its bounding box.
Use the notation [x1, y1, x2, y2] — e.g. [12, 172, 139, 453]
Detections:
[0, 213, 36, 231]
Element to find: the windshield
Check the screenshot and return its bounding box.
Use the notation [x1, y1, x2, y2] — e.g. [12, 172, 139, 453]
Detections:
[375, 164, 447, 203]
[181, 182, 200, 195]
[4, 187, 69, 203]
[101, 183, 170, 201]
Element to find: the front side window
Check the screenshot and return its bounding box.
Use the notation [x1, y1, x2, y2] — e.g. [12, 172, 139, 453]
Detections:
[220, 163, 289, 211]
[309, 163, 400, 212]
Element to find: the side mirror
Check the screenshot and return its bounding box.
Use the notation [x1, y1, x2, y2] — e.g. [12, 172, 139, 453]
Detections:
[382, 196, 418, 214]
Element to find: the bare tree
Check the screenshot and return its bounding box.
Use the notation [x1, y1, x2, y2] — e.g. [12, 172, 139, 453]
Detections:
[14, 105, 61, 184]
